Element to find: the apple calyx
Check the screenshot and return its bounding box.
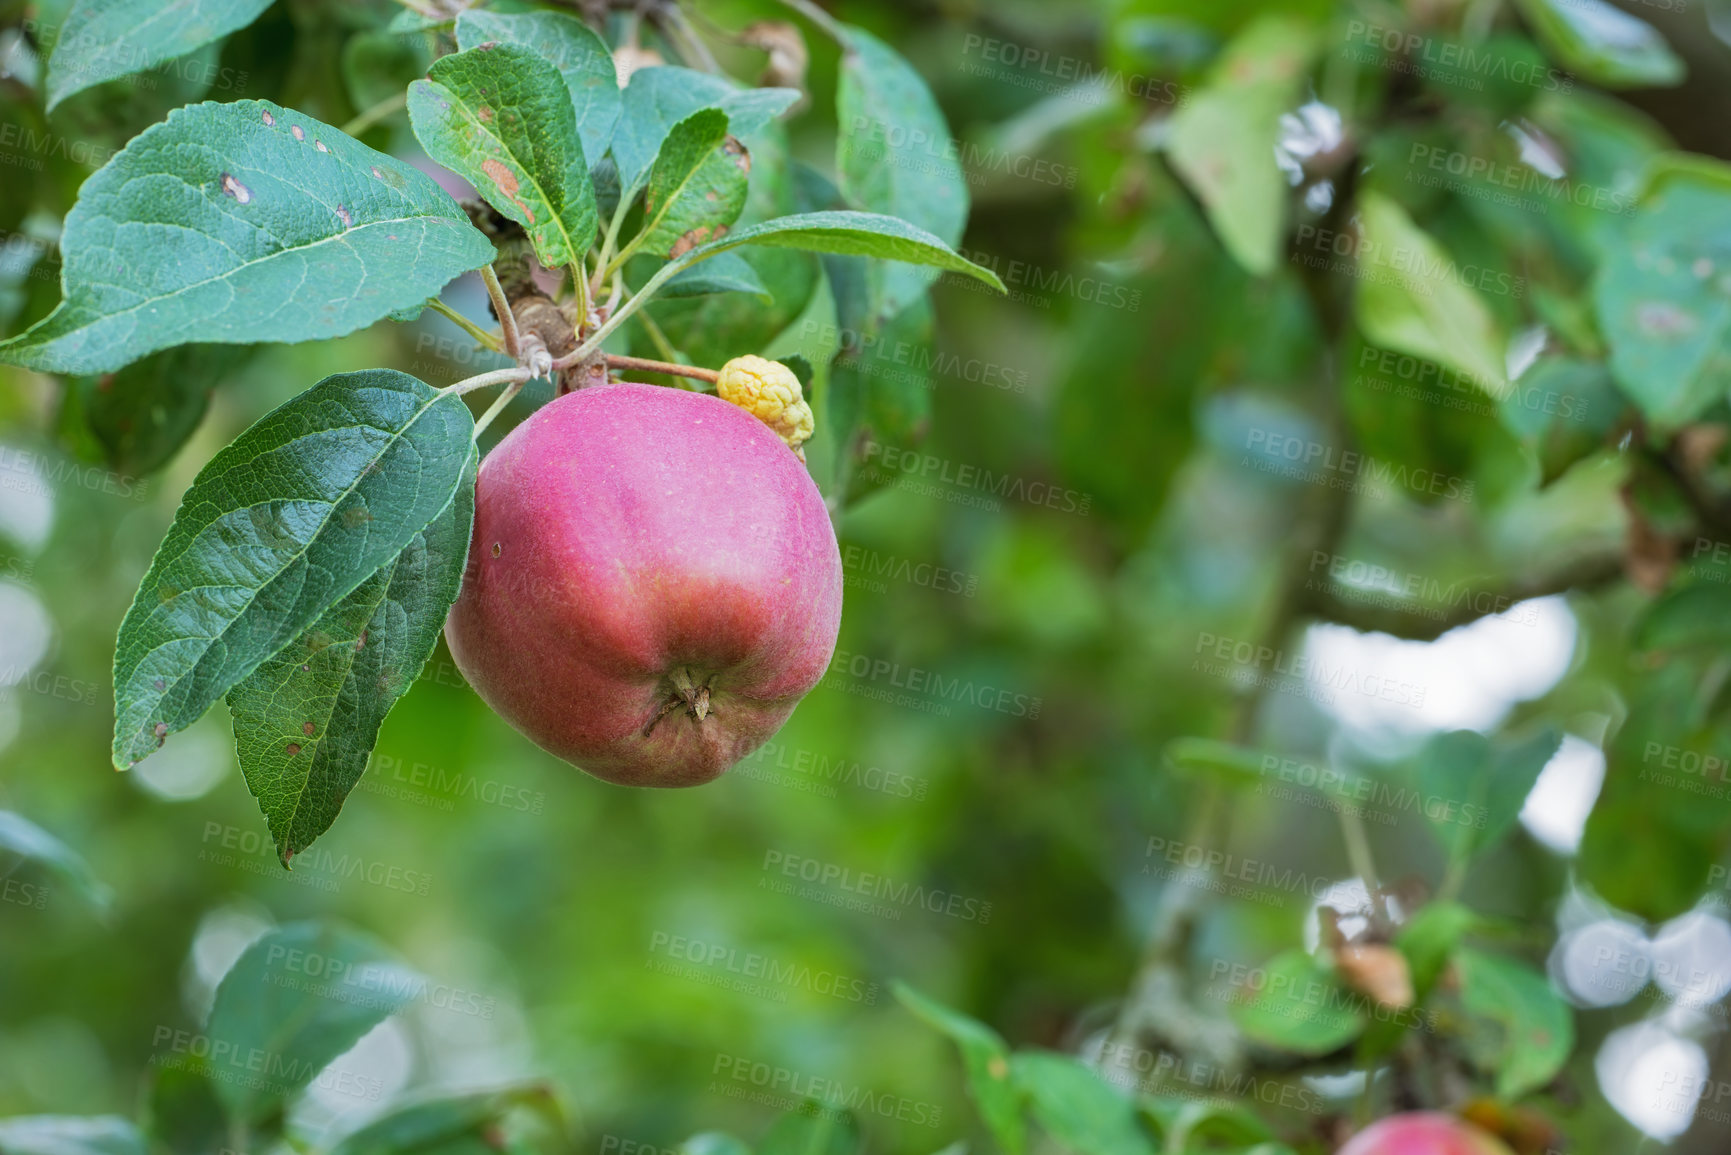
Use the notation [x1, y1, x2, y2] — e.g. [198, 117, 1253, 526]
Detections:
[645, 667, 715, 736]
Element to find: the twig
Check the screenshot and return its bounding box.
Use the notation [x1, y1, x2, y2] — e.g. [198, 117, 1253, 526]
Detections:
[442, 366, 536, 396]
[425, 298, 503, 352]
[604, 354, 718, 383]
[473, 377, 529, 437]
[481, 265, 521, 359]
[1302, 551, 1625, 641]
[775, 0, 848, 47]
[340, 91, 407, 137]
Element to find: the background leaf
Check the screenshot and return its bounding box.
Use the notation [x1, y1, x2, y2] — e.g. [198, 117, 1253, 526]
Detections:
[111, 370, 474, 770]
[206, 921, 421, 1122]
[895, 983, 1024, 1155]
[1595, 171, 1731, 431]
[1454, 948, 1573, 1098]
[77, 345, 252, 478]
[611, 67, 799, 193]
[0, 1116, 145, 1155]
[0, 811, 110, 911]
[1011, 1052, 1155, 1155]
[0, 100, 493, 376]
[1513, 0, 1685, 88]
[1354, 191, 1510, 393]
[45, 0, 275, 110]
[1165, 16, 1318, 276]
[1227, 950, 1365, 1055]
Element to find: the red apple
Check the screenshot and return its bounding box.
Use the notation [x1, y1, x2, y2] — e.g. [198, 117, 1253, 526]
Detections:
[1338, 1113, 1516, 1155]
[445, 382, 842, 786]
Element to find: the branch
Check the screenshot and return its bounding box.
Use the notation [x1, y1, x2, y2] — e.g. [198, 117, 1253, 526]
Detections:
[604, 354, 718, 383]
[1301, 551, 1626, 641]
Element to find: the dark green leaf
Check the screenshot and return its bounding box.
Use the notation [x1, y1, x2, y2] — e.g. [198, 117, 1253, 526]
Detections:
[1498, 357, 1625, 485]
[207, 921, 421, 1122]
[227, 449, 476, 865]
[409, 45, 598, 270]
[0, 810, 111, 910]
[456, 9, 620, 167]
[1454, 948, 1573, 1098]
[1227, 950, 1365, 1055]
[0, 101, 493, 376]
[611, 67, 799, 193]
[1513, 0, 1685, 88]
[329, 1084, 558, 1155]
[45, 0, 276, 110]
[836, 26, 968, 325]
[145, 1062, 226, 1155]
[111, 369, 475, 770]
[1637, 585, 1731, 653]
[660, 252, 773, 302]
[0, 1116, 145, 1155]
[895, 983, 1024, 1155]
[639, 109, 750, 259]
[1595, 170, 1731, 431]
[755, 1108, 859, 1155]
[1166, 15, 1318, 276]
[1012, 1051, 1155, 1155]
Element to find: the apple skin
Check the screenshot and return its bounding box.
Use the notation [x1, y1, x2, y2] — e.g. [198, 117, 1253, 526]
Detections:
[1338, 1113, 1516, 1155]
[445, 382, 842, 786]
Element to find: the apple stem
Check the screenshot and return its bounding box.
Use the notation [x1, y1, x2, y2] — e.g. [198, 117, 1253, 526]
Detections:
[605, 354, 720, 385]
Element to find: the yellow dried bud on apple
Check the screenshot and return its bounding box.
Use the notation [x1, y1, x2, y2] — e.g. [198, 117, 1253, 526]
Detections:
[716, 355, 813, 460]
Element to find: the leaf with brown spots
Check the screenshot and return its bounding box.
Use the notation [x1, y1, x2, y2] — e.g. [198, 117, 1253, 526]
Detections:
[409, 44, 598, 268]
[226, 445, 478, 865]
[635, 108, 751, 260]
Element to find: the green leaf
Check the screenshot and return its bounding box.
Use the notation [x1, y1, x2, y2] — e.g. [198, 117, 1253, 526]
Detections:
[1145, 1100, 1274, 1153]
[1354, 191, 1509, 394]
[836, 25, 969, 325]
[755, 1109, 860, 1155]
[1498, 357, 1625, 486]
[0, 100, 493, 376]
[455, 9, 620, 167]
[145, 1062, 227, 1155]
[670, 211, 1004, 291]
[44, 0, 275, 111]
[329, 1084, 558, 1155]
[660, 252, 772, 302]
[1415, 728, 1562, 864]
[1395, 901, 1479, 1000]
[111, 369, 475, 770]
[0, 1116, 145, 1155]
[894, 983, 1024, 1155]
[1636, 585, 1731, 653]
[1011, 1051, 1155, 1155]
[611, 67, 799, 193]
[0, 810, 111, 911]
[1164, 737, 1269, 790]
[1227, 950, 1366, 1055]
[1513, 0, 1685, 88]
[1454, 948, 1573, 1098]
[79, 346, 251, 478]
[1165, 15, 1319, 276]
[1595, 170, 1731, 431]
[207, 921, 421, 1122]
[636, 109, 752, 260]
[409, 45, 599, 270]
[679, 1135, 751, 1155]
[227, 449, 476, 865]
